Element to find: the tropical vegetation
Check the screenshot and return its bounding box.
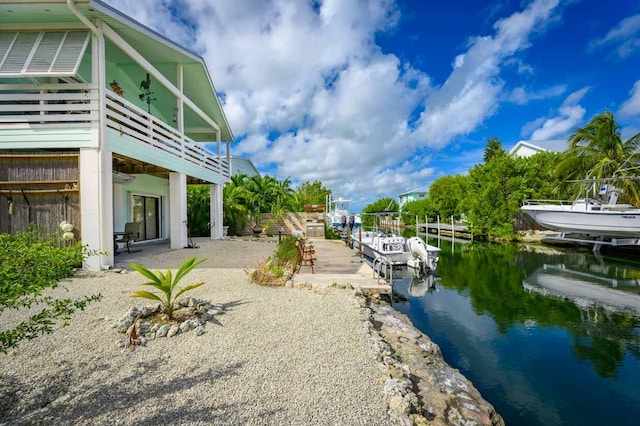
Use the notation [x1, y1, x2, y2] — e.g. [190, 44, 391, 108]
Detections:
[130, 256, 206, 320]
[0, 227, 101, 353]
[393, 111, 640, 240]
[189, 174, 332, 237]
[361, 197, 399, 229]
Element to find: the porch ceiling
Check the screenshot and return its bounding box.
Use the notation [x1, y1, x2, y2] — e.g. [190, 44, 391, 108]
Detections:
[112, 154, 209, 185]
[0, 0, 233, 142]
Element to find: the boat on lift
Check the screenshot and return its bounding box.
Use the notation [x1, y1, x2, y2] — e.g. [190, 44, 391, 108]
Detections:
[521, 176, 640, 247]
[327, 196, 361, 230]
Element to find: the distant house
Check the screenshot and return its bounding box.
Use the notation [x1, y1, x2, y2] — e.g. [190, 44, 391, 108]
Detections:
[508, 140, 567, 157]
[230, 156, 260, 177]
[0, 0, 233, 270]
[399, 188, 428, 209]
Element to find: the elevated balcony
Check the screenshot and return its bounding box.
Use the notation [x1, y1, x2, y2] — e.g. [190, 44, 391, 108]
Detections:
[0, 83, 229, 179]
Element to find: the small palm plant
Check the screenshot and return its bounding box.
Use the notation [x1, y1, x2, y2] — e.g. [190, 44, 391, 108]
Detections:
[130, 256, 206, 320]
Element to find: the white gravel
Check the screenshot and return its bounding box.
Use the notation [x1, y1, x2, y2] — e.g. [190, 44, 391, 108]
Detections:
[0, 239, 390, 425]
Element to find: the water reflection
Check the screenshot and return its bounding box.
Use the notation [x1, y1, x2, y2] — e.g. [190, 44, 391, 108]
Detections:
[392, 241, 640, 426]
[393, 267, 439, 297]
[524, 263, 640, 316]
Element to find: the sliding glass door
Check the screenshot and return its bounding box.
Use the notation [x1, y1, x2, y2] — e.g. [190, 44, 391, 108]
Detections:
[132, 194, 160, 240]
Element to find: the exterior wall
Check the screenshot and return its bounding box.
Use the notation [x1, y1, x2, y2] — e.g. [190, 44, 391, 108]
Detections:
[0, 127, 96, 150]
[0, 152, 80, 238]
[113, 174, 169, 238]
[231, 157, 260, 177]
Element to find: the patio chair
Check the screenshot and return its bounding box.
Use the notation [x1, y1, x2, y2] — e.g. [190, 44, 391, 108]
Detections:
[116, 222, 141, 254]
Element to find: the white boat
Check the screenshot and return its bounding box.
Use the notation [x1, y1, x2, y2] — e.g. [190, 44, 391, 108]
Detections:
[327, 196, 361, 230]
[521, 180, 640, 238]
[350, 230, 440, 273]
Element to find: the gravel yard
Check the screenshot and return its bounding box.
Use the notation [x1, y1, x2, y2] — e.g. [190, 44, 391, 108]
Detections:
[0, 239, 390, 425]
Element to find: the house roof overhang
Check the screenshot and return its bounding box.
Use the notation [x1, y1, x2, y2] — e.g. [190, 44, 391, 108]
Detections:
[0, 0, 233, 142]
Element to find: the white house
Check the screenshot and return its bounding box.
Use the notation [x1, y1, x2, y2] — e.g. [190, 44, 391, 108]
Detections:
[0, 0, 234, 270]
[399, 188, 428, 209]
[508, 140, 566, 157]
[230, 156, 260, 177]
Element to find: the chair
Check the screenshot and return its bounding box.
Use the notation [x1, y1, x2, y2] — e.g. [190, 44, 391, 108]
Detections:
[296, 239, 316, 274]
[116, 222, 141, 254]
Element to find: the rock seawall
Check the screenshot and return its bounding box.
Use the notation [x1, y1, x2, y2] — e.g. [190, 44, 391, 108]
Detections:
[361, 297, 504, 425]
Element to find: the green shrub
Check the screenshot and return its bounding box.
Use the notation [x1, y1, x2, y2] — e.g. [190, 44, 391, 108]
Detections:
[250, 236, 298, 285]
[324, 225, 342, 240]
[275, 236, 300, 267]
[0, 227, 101, 354]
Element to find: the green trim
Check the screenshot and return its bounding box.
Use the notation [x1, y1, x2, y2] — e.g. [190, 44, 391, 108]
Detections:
[0, 127, 95, 148]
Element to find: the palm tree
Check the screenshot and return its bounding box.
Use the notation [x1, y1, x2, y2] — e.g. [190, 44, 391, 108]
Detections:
[223, 179, 250, 235]
[556, 111, 640, 203]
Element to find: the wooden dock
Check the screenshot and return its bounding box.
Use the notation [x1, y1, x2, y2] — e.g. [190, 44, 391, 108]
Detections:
[291, 239, 391, 295]
[415, 222, 473, 240]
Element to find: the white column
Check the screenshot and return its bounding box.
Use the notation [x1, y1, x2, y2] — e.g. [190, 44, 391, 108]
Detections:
[210, 183, 223, 239]
[79, 20, 113, 271]
[169, 172, 188, 249]
[80, 148, 113, 270]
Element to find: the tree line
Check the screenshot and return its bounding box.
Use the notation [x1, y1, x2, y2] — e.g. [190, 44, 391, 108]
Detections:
[382, 111, 640, 239]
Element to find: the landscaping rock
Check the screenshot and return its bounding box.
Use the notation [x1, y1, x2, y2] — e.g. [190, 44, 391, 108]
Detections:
[167, 324, 180, 338]
[115, 298, 220, 345]
[156, 324, 170, 338]
[366, 300, 504, 426]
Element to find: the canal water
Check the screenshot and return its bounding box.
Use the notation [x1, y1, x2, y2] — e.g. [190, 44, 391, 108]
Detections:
[391, 237, 640, 426]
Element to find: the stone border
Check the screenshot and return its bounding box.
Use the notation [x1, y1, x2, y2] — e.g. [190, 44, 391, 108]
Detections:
[354, 292, 505, 425]
[114, 297, 225, 350]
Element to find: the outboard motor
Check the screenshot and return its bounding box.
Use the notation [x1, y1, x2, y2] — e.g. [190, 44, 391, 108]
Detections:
[348, 215, 355, 230]
[406, 237, 438, 273]
[340, 215, 347, 229]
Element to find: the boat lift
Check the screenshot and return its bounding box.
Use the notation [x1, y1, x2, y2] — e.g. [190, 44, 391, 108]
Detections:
[544, 232, 640, 253]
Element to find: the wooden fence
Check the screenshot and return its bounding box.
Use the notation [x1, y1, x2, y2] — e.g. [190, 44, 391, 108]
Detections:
[0, 152, 80, 238]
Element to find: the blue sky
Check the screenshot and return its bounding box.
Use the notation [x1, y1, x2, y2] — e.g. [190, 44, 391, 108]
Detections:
[106, 0, 640, 212]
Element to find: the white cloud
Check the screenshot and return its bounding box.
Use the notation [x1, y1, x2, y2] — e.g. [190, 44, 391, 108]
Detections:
[508, 84, 566, 105]
[527, 87, 588, 140]
[103, 0, 564, 204]
[618, 80, 640, 118]
[590, 14, 640, 58]
[414, 0, 560, 147]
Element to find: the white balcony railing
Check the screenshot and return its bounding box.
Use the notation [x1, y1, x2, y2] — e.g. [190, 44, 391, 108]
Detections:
[105, 90, 229, 178]
[0, 83, 229, 179]
[0, 83, 99, 125]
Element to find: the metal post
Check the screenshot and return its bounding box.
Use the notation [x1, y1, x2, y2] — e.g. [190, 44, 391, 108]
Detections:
[359, 227, 362, 258]
[451, 215, 455, 239]
[437, 215, 441, 248]
[425, 215, 428, 240]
